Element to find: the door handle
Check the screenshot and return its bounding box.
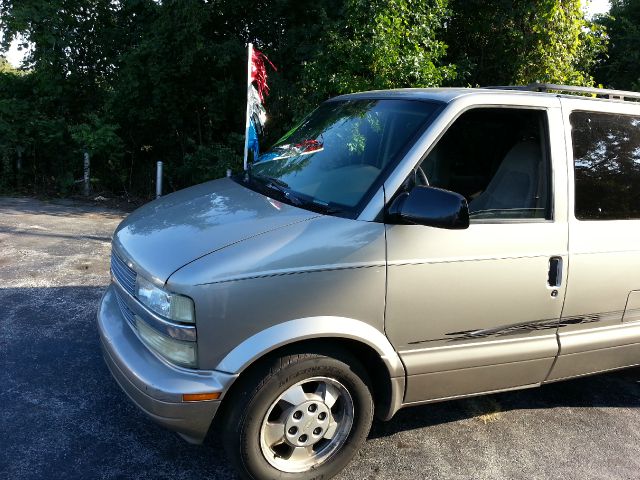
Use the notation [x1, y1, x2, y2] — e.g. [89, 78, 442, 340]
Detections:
[548, 256, 563, 287]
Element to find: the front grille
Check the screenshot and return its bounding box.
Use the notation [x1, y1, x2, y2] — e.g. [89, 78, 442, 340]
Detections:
[111, 251, 137, 296]
[114, 289, 136, 325]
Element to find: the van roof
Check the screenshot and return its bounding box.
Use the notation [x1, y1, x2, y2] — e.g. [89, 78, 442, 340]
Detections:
[334, 84, 640, 105]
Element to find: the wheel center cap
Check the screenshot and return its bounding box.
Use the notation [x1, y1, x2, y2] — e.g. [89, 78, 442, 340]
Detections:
[284, 400, 331, 447]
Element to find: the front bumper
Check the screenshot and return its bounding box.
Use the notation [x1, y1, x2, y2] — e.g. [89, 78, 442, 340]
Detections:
[97, 284, 235, 444]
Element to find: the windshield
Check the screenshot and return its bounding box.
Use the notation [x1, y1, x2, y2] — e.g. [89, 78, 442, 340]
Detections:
[240, 99, 441, 217]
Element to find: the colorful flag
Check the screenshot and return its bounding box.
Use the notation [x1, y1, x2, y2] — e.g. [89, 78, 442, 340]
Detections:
[243, 44, 276, 170]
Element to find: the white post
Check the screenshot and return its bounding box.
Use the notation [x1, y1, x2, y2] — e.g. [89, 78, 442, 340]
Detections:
[156, 161, 163, 198]
[83, 149, 90, 196]
[243, 43, 253, 171]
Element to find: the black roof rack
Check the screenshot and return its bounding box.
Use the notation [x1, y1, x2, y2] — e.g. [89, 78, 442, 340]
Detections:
[485, 82, 640, 102]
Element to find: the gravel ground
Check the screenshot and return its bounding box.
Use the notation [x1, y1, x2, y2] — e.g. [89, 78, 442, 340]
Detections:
[1, 196, 639, 480]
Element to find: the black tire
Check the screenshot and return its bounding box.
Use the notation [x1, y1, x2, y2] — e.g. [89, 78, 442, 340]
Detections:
[221, 346, 374, 480]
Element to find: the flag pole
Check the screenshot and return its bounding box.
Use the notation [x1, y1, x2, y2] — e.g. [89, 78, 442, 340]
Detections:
[243, 43, 253, 171]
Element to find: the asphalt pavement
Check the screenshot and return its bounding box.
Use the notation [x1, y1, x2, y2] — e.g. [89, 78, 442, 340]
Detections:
[1, 196, 639, 479]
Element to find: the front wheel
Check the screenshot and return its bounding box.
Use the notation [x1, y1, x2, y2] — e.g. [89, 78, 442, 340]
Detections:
[222, 349, 374, 480]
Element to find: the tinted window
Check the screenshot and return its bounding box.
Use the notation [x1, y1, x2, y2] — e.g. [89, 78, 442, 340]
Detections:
[572, 111, 640, 220]
[418, 108, 551, 220]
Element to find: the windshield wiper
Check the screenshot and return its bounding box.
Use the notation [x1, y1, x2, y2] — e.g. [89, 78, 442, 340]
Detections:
[246, 172, 342, 215]
[250, 173, 297, 201]
[287, 195, 343, 215]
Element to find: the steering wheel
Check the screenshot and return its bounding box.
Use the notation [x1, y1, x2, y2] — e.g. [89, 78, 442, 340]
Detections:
[416, 166, 429, 186]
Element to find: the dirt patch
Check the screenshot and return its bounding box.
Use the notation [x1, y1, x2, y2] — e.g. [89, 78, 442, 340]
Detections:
[463, 396, 503, 425]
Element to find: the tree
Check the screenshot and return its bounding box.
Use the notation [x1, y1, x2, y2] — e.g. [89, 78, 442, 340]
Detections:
[446, 0, 606, 86]
[0, 0, 127, 194]
[0, 67, 72, 193]
[1, 0, 123, 113]
[301, 0, 457, 106]
[595, 0, 640, 90]
[0, 0, 613, 198]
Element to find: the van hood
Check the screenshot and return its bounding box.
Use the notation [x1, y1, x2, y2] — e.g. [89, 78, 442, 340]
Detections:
[112, 178, 318, 283]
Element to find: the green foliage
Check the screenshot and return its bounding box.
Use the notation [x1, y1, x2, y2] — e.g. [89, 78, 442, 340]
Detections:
[446, 0, 607, 86]
[0, 0, 620, 198]
[0, 67, 70, 193]
[594, 0, 640, 90]
[303, 0, 456, 105]
[70, 115, 122, 158]
[69, 114, 125, 192]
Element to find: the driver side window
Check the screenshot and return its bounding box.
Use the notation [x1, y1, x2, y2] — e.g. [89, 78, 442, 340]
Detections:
[417, 108, 552, 220]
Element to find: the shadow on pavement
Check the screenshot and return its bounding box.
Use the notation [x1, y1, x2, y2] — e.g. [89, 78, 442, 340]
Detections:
[370, 365, 640, 439]
[1, 286, 236, 480]
[3, 285, 639, 479]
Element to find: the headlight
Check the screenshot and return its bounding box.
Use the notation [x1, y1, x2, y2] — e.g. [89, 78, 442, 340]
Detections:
[136, 317, 197, 368]
[136, 276, 195, 323]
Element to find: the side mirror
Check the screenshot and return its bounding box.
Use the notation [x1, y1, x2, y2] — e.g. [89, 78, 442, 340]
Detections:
[388, 185, 469, 229]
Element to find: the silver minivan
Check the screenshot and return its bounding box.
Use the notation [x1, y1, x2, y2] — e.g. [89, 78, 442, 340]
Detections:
[98, 84, 640, 480]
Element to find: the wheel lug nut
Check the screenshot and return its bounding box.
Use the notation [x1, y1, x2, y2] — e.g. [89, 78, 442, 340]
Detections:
[318, 412, 327, 421]
[299, 434, 308, 443]
[308, 404, 317, 413]
[288, 426, 297, 435]
[293, 410, 302, 420]
[313, 427, 322, 435]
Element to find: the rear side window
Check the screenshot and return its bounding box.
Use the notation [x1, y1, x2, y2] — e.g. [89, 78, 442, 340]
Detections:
[571, 111, 640, 220]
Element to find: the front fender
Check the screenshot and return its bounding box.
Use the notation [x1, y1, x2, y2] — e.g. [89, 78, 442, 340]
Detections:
[214, 316, 405, 379]
[214, 316, 406, 420]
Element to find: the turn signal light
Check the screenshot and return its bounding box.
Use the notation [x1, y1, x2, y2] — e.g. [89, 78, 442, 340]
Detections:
[182, 392, 221, 402]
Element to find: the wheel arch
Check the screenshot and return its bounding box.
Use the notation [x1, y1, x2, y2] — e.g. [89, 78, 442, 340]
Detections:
[214, 317, 406, 421]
